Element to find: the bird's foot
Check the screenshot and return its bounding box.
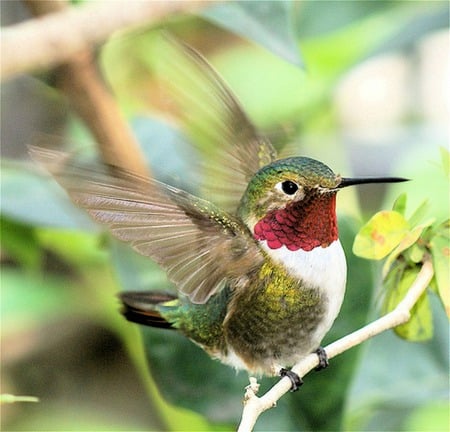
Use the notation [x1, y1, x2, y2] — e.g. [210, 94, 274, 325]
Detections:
[280, 368, 303, 392]
[314, 346, 329, 371]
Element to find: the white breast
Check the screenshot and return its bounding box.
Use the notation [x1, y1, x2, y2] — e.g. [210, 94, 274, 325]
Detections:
[262, 240, 347, 342]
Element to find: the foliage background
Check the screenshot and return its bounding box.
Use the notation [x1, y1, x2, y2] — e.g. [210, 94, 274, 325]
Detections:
[1, 1, 449, 431]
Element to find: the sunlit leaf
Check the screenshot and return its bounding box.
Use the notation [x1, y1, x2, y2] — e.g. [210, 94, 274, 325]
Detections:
[403, 401, 450, 432]
[353, 211, 410, 259]
[0, 394, 39, 404]
[439, 146, 450, 180]
[407, 199, 430, 227]
[384, 266, 433, 341]
[382, 219, 434, 277]
[392, 193, 407, 215]
[429, 221, 450, 317]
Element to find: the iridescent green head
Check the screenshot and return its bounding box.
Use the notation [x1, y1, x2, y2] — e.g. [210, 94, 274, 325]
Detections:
[238, 157, 340, 225]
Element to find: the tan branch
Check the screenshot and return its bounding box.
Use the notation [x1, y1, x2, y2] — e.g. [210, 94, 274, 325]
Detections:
[238, 259, 434, 432]
[2, 0, 209, 80]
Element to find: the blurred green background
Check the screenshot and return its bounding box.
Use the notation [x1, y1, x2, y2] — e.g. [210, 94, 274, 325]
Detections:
[1, 1, 449, 431]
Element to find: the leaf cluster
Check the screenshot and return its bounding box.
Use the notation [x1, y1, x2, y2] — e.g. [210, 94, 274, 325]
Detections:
[353, 149, 449, 341]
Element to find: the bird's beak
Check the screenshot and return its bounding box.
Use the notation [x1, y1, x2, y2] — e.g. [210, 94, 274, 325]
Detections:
[337, 176, 409, 189]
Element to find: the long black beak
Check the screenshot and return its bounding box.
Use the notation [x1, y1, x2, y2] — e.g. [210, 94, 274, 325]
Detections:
[337, 176, 409, 188]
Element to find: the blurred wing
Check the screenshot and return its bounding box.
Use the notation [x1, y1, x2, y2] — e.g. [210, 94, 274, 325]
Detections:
[155, 35, 277, 213]
[30, 147, 263, 304]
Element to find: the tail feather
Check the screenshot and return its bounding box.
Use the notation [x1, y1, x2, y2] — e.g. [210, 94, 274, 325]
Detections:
[119, 291, 177, 329]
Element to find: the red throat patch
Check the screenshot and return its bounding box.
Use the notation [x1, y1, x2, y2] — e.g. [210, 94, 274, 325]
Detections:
[253, 193, 338, 251]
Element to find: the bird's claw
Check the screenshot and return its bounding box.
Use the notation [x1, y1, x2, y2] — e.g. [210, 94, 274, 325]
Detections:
[314, 347, 329, 371]
[280, 368, 303, 392]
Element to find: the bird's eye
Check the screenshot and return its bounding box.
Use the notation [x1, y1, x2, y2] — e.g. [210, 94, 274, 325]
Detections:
[281, 180, 298, 195]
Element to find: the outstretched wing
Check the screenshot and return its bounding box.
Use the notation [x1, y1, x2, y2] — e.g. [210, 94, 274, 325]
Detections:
[30, 147, 263, 304]
[155, 35, 277, 213]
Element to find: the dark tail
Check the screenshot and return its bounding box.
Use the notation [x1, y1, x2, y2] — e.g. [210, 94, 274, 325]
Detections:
[119, 291, 177, 329]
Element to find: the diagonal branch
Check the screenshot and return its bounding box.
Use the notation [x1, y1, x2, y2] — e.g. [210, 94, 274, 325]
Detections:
[2, 0, 209, 80]
[238, 258, 434, 432]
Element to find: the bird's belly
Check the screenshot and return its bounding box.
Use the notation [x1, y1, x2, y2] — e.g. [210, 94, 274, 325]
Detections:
[222, 240, 347, 376]
[279, 240, 347, 347]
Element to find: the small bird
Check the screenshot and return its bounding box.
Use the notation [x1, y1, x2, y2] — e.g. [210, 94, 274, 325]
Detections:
[31, 38, 407, 390]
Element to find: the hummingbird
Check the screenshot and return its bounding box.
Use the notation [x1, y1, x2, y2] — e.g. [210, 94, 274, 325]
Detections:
[30, 37, 407, 391]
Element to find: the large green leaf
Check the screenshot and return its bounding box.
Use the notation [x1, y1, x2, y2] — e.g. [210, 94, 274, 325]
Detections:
[383, 265, 433, 342]
[131, 117, 199, 192]
[202, 1, 302, 67]
[0, 160, 96, 230]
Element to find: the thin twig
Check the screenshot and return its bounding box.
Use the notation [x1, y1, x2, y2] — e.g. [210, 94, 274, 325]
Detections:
[238, 259, 434, 432]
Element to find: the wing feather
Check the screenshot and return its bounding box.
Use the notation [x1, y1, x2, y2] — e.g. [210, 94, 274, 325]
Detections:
[30, 147, 263, 304]
[155, 36, 277, 212]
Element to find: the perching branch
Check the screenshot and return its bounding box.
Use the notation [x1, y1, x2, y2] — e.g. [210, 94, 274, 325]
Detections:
[238, 258, 434, 432]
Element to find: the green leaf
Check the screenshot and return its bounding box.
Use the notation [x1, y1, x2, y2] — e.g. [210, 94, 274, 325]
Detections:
[353, 211, 410, 259]
[131, 117, 200, 191]
[36, 228, 108, 267]
[0, 218, 41, 271]
[407, 199, 430, 227]
[0, 159, 96, 231]
[382, 219, 434, 277]
[396, 290, 432, 342]
[439, 146, 450, 180]
[202, 1, 303, 67]
[384, 266, 433, 341]
[403, 401, 450, 432]
[429, 221, 450, 317]
[0, 394, 39, 404]
[406, 243, 425, 264]
[392, 193, 407, 215]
